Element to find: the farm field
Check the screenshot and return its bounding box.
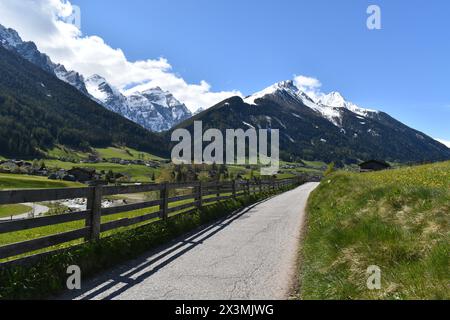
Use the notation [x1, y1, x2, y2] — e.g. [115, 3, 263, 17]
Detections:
[0, 173, 84, 190]
[94, 147, 166, 161]
[299, 161, 450, 299]
[43, 146, 167, 163]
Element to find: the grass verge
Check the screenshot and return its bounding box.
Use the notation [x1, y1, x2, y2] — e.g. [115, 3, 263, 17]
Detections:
[298, 161, 449, 300]
[0, 204, 31, 219]
[0, 185, 296, 300]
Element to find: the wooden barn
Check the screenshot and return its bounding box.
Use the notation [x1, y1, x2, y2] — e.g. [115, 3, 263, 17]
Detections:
[67, 167, 96, 182]
[358, 160, 391, 172]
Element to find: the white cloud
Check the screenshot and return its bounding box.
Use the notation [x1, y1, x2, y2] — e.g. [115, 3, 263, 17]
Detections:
[0, 0, 241, 111]
[293, 75, 323, 101]
[435, 138, 450, 148]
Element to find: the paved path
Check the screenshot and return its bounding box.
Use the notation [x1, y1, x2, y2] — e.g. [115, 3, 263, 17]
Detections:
[60, 182, 319, 300]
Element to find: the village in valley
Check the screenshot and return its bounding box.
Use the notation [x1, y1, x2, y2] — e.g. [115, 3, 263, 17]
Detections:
[0, 143, 333, 189]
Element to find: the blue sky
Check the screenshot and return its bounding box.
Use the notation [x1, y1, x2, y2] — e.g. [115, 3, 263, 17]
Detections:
[59, 0, 450, 142]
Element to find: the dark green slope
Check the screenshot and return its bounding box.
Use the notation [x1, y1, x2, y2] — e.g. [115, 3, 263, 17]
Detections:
[171, 96, 450, 164]
[0, 46, 167, 158]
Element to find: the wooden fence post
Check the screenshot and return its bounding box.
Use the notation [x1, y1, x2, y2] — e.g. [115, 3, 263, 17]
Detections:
[216, 182, 220, 198]
[197, 181, 203, 208]
[232, 180, 236, 198]
[85, 185, 102, 241]
[160, 183, 169, 220]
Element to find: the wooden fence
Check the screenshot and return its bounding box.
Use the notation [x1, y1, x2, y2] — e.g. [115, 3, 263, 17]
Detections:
[0, 177, 305, 266]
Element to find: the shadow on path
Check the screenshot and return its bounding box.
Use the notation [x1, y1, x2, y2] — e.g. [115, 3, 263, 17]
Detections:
[60, 196, 276, 300]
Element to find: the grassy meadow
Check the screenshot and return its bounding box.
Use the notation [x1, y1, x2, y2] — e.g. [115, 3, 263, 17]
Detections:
[0, 204, 31, 219]
[94, 147, 165, 161]
[299, 161, 449, 299]
[44, 146, 165, 162]
[0, 173, 83, 190]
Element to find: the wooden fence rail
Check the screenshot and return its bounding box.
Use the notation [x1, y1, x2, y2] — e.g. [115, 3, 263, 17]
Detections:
[0, 177, 305, 266]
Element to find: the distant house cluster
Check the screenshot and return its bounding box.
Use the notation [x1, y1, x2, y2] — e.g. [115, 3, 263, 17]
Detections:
[0, 159, 48, 176]
[48, 167, 130, 185]
[48, 167, 99, 183]
[0, 159, 134, 185]
[108, 158, 160, 168]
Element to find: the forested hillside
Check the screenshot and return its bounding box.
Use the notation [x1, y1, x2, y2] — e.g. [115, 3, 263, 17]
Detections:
[0, 46, 167, 158]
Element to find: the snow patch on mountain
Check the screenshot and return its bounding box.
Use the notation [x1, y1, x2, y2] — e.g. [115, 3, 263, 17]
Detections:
[317, 92, 378, 117]
[244, 79, 379, 127]
[85, 75, 192, 132]
[0, 23, 89, 95]
[85, 74, 110, 102]
[1, 24, 191, 133]
[244, 80, 302, 105]
[242, 121, 255, 129]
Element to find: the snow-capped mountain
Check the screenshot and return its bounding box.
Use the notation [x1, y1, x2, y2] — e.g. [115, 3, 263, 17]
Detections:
[317, 91, 377, 117]
[85, 74, 130, 116]
[0, 24, 89, 95]
[85, 75, 192, 132]
[128, 88, 192, 129]
[175, 79, 450, 164]
[0, 24, 191, 132]
[244, 80, 379, 127]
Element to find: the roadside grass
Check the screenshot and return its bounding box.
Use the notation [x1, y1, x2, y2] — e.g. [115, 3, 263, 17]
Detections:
[0, 204, 31, 219]
[299, 161, 449, 300]
[0, 185, 295, 300]
[0, 173, 84, 190]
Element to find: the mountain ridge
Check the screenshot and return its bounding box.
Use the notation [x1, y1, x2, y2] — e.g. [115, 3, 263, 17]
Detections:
[0, 44, 167, 158]
[172, 80, 450, 164]
[0, 24, 191, 133]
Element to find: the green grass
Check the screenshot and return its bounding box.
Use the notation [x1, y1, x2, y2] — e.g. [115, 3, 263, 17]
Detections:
[0, 204, 31, 218]
[227, 161, 323, 180]
[45, 146, 88, 162]
[299, 161, 450, 300]
[44, 145, 167, 163]
[301, 160, 327, 169]
[95, 147, 166, 161]
[0, 173, 84, 190]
